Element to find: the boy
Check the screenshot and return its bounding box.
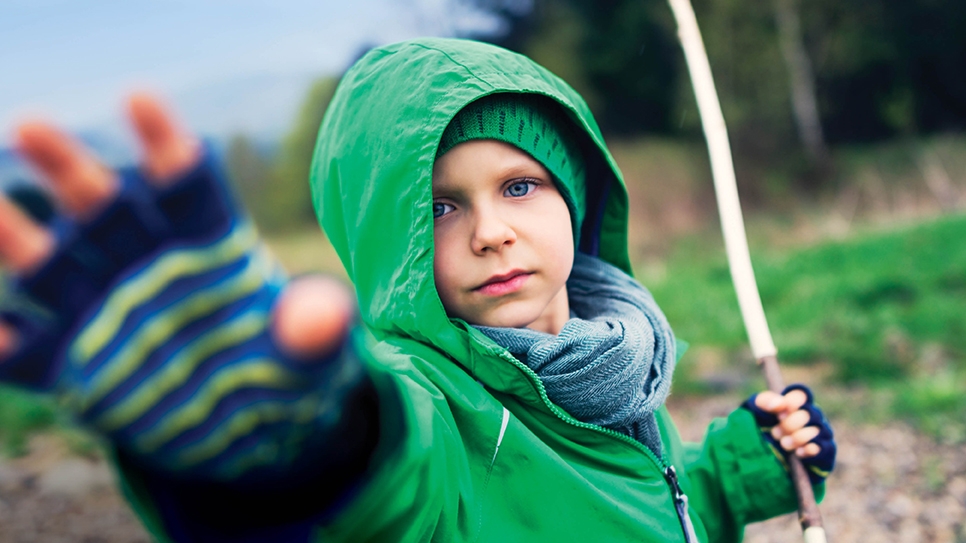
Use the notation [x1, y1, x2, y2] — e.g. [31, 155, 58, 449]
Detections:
[0, 38, 834, 542]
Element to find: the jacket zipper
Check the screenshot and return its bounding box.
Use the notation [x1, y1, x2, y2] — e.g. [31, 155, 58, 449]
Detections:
[492, 349, 701, 543]
[664, 465, 699, 543]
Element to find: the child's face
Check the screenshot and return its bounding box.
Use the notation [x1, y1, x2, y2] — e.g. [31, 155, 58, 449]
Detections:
[432, 140, 574, 334]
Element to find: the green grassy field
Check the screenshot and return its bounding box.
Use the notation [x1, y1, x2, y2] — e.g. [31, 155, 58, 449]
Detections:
[648, 214, 966, 440]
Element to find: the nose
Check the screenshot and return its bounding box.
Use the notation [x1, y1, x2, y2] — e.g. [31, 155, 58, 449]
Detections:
[470, 207, 516, 255]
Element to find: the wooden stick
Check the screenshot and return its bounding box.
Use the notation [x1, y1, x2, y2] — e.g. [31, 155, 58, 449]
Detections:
[666, 0, 828, 541]
[760, 355, 826, 541]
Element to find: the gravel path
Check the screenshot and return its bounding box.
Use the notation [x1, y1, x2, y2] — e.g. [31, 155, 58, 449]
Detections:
[0, 396, 963, 542]
[0, 435, 149, 543]
[667, 394, 966, 543]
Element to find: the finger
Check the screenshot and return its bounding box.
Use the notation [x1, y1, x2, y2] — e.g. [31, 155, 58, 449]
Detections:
[0, 195, 55, 272]
[0, 322, 18, 360]
[795, 442, 821, 459]
[772, 388, 810, 422]
[15, 122, 118, 219]
[754, 391, 784, 412]
[127, 93, 199, 184]
[272, 276, 355, 360]
[779, 426, 820, 451]
[782, 388, 808, 411]
[777, 409, 812, 435]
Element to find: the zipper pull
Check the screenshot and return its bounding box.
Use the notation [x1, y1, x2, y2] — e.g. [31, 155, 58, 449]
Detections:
[664, 465, 699, 543]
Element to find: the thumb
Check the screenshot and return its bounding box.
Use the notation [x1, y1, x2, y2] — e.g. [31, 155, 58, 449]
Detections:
[271, 275, 356, 360]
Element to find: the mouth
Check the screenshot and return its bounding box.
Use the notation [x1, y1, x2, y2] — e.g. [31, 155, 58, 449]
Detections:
[474, 270, 533, 296]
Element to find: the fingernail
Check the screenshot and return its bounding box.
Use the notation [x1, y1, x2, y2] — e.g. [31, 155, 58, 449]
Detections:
[795, 447, 805, 457]
[781, 436, 794, 449]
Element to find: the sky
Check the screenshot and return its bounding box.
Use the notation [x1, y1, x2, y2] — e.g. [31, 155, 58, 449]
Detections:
[0, 0, 514, 147]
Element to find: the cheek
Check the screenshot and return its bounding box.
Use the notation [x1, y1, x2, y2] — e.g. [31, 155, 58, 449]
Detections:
[545, 199, 575, 261]
[549, 232, 575, 285]
[526, 196, 574, 286]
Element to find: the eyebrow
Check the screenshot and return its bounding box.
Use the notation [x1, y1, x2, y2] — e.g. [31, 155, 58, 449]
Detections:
[431, 161, 549, 197]
[496, 163, 547, 180]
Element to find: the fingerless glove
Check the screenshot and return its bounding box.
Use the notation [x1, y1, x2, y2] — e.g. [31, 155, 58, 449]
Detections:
[742, 384, 836, 485]
[0, 152, 376, 489]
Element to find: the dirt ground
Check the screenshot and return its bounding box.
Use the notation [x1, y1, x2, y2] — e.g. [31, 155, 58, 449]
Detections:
[0, 395, 963, 542]
[668, 394, 966, 543]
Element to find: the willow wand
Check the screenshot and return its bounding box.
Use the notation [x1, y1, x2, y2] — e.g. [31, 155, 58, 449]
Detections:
[665, 0, 828, 541]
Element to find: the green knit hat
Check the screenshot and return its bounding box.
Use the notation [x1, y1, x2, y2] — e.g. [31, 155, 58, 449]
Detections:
[436, 93, 587, 242]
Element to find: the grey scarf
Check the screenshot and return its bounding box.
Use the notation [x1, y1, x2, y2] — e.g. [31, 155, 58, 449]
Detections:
[476, 252, 676, 456]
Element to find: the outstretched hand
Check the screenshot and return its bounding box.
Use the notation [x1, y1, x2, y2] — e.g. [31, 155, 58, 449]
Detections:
[0, 93, 353, 365]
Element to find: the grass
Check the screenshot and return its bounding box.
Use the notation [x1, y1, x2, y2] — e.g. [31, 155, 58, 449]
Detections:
[0, 385, 58, 456]
[648, 214, 966, 441]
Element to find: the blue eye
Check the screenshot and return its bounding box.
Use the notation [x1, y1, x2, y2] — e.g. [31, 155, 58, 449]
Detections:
[433, 201, 455, 218]
[505, 180, 535, 197]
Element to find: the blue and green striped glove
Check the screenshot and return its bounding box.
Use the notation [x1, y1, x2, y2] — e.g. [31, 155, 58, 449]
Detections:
[0, 151, 373, 487]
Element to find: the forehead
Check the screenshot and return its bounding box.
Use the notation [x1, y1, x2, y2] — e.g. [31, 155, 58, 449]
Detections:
[432, 140, 549, 191]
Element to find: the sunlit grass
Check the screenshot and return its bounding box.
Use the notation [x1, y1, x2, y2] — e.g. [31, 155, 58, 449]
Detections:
[648, 214, 966, 440]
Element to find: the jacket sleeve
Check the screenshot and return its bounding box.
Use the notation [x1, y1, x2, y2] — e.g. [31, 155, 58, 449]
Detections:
[114, 339, 473, 543]
[665, 407, 826, 543]
[308, 344, 478, 542]
[111, 330, 384, 542]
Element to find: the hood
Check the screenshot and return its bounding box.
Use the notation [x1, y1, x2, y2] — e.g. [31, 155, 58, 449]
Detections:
[310, 37, 632, 371]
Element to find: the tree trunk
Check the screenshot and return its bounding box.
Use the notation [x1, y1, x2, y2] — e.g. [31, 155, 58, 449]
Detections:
[775, 0, 829, 166]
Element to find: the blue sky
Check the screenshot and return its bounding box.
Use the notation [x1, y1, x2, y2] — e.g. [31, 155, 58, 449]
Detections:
[0, 0, 511, 146]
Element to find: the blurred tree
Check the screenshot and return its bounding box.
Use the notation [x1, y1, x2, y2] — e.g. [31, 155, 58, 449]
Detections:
[689, 0, 796, 154]
[807, 0, 966, 142]
[225, 76, 338, 233]
[272, 76, 339, 231]
[225, 135, 277, 228]
[474, 0, 966, 146]
[568, 0, 680, 135]
[478, 0, 680, 135]
[511, 2, 600, 111]
[467, 0, 537, 52]
[774, 0, 828, 166]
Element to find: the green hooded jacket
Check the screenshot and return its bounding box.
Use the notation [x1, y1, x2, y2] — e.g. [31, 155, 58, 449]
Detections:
[307, 37, 817, 541]
[118, 37, 819, 542]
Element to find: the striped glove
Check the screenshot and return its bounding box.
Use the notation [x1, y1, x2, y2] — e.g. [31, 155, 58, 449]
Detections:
[0, 151, 370, 486]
